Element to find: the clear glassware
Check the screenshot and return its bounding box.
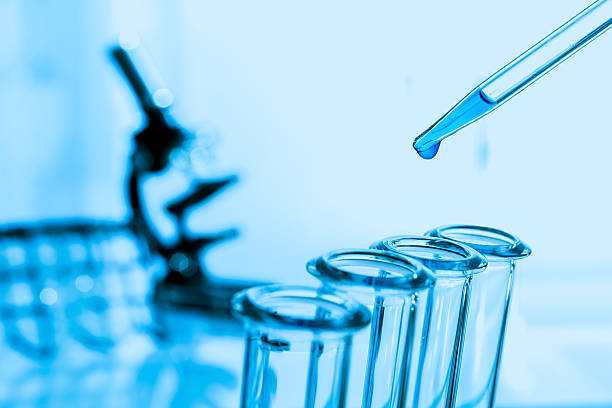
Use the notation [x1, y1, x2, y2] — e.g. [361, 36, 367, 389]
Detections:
[371, 236, 487, 408]
[232, 284, 371, 408]
[307, 249, 435, 408]
[425, 225, 531, 408]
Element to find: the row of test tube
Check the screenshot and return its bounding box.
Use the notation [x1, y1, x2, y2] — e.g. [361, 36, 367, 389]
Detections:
[231, 224, 531, 408]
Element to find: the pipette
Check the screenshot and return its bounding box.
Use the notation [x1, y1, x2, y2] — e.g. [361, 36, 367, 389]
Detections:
[413, 0, 612, 159]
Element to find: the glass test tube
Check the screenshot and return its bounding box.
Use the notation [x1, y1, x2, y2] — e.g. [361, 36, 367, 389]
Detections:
[232, 284, 371, 408]
[307, 249, 435, 408]
[425, 225, 531, 408]
[371, 236, 487, 408]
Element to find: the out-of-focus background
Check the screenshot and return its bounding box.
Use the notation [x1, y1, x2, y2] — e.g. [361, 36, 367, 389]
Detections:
[1, 0, 611, 406]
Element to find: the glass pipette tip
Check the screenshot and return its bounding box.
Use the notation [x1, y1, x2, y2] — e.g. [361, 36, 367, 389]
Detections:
[413, 0, 612, 159]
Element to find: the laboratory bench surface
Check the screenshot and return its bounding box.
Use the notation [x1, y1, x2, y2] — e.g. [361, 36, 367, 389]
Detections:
[1, 266, 611, 408]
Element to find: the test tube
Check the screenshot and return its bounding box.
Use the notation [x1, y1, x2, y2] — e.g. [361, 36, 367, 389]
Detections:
[425, 225, 531, 408]
[371, 236, 488, 408]
[307, 249, 435, 408]
[232, 284, 370, 408]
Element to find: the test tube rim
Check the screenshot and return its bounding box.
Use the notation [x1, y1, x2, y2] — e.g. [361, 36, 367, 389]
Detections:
[425, 224, 531, 259]
[371, 235, 488, 277]
[231, 284, 371, 332]
[306, 248, 435, 293]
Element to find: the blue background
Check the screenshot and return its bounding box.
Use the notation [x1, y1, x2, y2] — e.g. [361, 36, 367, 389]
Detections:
[1, 0, 611, 406]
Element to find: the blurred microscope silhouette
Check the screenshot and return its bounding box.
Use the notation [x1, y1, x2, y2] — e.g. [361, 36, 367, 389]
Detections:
[0, 42, 256, 407]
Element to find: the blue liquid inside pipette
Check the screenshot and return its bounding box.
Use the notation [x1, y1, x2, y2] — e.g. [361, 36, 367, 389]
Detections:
[414, 89, 496, 159]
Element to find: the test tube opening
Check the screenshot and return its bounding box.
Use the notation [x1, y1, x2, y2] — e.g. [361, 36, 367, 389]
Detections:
[425, 225, 531, 260]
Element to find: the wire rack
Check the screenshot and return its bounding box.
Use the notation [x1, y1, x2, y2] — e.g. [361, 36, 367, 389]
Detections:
[0, 219, 153, 360]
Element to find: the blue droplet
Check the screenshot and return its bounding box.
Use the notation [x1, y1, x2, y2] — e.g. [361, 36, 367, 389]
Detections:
[416, 142, 440, 159]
